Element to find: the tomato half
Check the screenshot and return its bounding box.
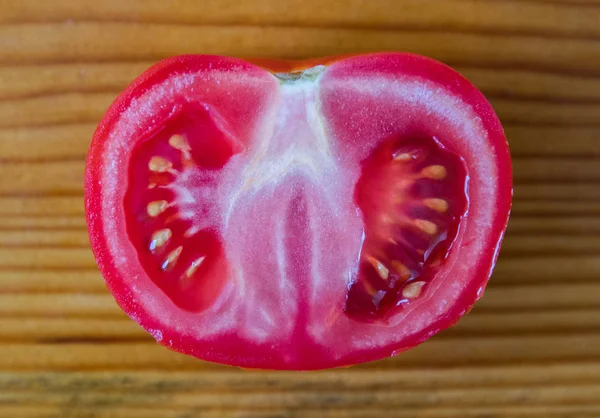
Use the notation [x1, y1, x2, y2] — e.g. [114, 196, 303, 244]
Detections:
[85, 53, 512, 370]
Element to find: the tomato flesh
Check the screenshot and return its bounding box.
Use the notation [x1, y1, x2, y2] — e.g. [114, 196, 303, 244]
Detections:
[85, 53, 512, 370]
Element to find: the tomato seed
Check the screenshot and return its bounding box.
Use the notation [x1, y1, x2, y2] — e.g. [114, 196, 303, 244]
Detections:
[149, 156, 173, 173]
[147, 200, 169, 217]
[184, 226, 200, 238]
[185, 256, 206, 278]
[162, 246, 183, 271]
[367, 256, 389, 280]
[421, 165, 447, 180]
[423, 198, 449, 213]
[168, 134, 191, 151]
[381, 214, 394, 225]
[414, 219, 438, 235]
[149, 228, 172, 250]
[390, 260, 410, 278]
[393, 153, 412, 162]
[363, 280, 378, 297]
[402, 281, 425, 299]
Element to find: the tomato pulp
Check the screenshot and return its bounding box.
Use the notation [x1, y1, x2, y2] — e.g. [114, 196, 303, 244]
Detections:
[85, 53, 512, 370]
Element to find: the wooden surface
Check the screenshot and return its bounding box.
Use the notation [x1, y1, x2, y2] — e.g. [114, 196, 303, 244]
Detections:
[1, 0, 600, 417]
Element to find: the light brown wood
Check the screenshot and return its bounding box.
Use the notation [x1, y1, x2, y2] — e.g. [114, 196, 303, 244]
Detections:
[0, 1, 599, 417]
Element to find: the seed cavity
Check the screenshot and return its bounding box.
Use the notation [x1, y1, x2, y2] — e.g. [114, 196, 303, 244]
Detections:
[162, 246, 183, 271]
[421, 165, 447, 180]
[402, 281, 425, 299]
[147, 200, 169, 217]
[149, 228, 172, 250]
[149, 156, 173, 173]
[367, 256, 389, 280]
[414, 219, 438, 235]
[168, 134, 191, 151]
[423, 198, 449, 213]
[185, 256, 206, 278]
[345, 134, 467, 322]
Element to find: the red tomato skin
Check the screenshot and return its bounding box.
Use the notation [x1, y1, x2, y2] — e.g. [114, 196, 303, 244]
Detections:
[86, 53, 512, 370]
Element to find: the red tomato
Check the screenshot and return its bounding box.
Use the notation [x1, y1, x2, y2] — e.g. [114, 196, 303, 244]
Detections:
[85, 53, 512, 370]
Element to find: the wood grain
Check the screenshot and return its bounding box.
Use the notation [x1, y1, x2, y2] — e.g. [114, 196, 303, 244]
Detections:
[0, 1, 599, 417]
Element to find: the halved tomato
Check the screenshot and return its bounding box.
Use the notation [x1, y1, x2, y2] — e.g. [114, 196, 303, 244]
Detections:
[85, 53, 512, 370]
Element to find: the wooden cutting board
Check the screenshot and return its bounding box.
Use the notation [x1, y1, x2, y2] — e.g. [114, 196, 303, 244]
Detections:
[1, 1, 599, 417]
